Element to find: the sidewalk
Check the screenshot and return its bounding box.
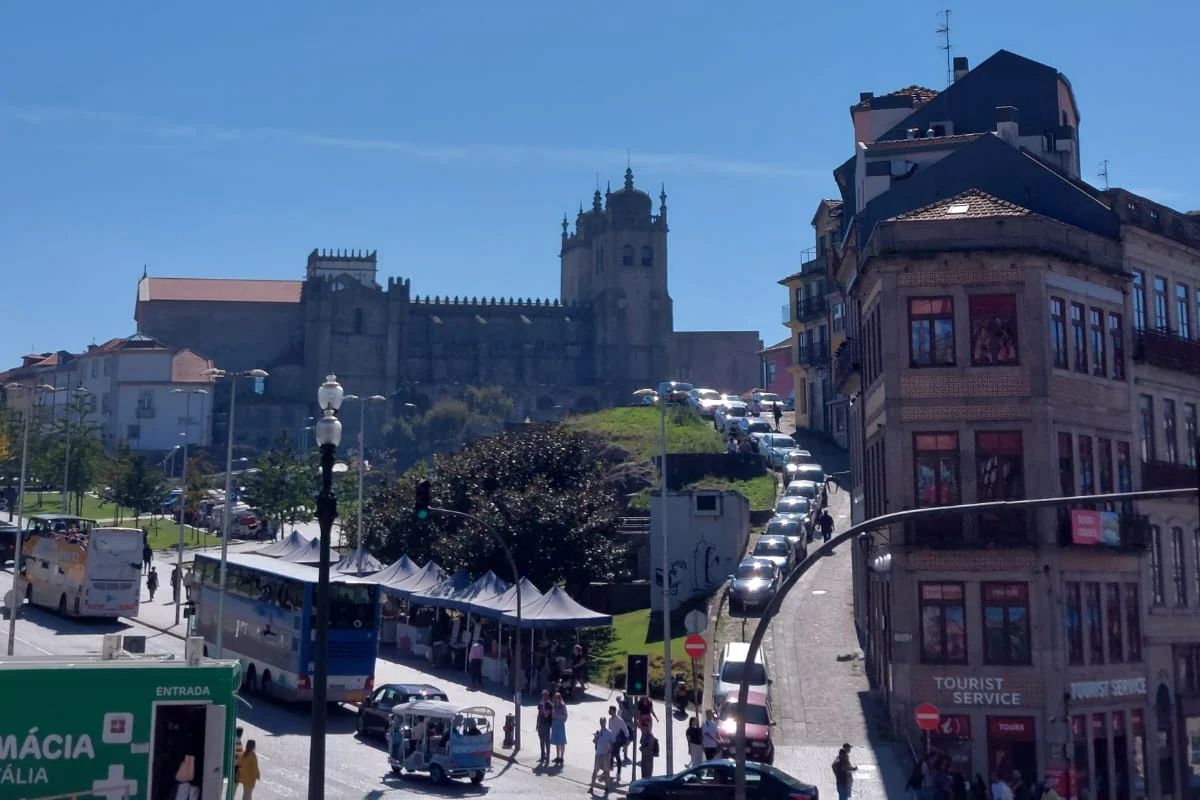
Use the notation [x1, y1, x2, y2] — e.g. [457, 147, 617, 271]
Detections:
[132, 548, 694, 791]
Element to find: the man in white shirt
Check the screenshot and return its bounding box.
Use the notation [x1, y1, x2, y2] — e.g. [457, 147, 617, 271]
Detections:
[467, 639, 485, 689]
[607, 705, 629, 782]
[700, 709, 720, 760]
[591, 718, 615, 793]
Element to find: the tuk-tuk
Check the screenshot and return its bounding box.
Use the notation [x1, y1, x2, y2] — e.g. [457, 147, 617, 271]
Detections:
[387, 699, 494, 784]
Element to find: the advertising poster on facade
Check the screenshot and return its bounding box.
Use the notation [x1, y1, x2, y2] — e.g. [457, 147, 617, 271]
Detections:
[1070, 509, 1121, 546]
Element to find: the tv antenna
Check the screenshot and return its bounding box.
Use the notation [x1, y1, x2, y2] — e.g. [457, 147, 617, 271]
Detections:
[936, 9, 953, 87]
[1098, 160, 1111, 190]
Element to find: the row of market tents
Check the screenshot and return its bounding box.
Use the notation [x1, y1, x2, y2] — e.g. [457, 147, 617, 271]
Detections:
[252, 531, 611, 629]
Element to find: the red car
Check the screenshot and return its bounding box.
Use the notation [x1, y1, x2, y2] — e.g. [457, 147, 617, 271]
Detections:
[717, 690, 776, 764]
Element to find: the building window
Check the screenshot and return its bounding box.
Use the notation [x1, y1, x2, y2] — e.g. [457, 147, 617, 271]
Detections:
[641, 246, 653, 267]
[1172, 526, 1188, 607]
[1177, 284, 1191, 339]
[1070, 302, 1088, 373]
[1085, 582, 1104, 664]
[832, 302, 845, 333]
[976, 431, 1024, 500]
[353, 308, 364, 334]
[1065, 581, 1084, 665]
[1132, 271, 1146, 331]
[968, 294, 1019, 365]
[103, 358, 113, 377]
[1078, 435, 1095, 494]
[91, 360, 99, 378]
[1116, 441, 1132, 492]
[622, 245, 633, 266]
[1110, 312, 1126, 380]
[1106, 583, 1124, 663]
[914, 432, 960, 506]
[101, 392, 111, 413]
[136, 391, 153, 412]
[919, 582, 967, 664]
[126, 424, 140, 440]
[1153, 276, 1169, 331]
[1125, 583, 1142, 660]
[1150, 526, 1165, 606]
[1050, 297, 1068, 368]
[1139, 395, 1156, 462]
[1097, 438, 1114, 494]
[1058, 432, 1075, 496]
[1185, 404, 1198, 468]
[908, 297, 955, 367]
[1088, 308, 1106, 376]
[1163, 399, 1178, 463]
[982, 582, 1031, 665]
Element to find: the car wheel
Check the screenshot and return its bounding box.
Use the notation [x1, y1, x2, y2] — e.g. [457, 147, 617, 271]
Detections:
[355, 715, 365, 737]
[471, 770, 484, 784]
[429, 763, 446, 784]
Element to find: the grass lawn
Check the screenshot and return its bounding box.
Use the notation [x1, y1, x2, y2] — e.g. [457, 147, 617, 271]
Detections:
[688, 473, 778, 511]
[567, 406, 724, 461]
[143, 524, 223, 551]
[610, 608, 689, 657]
[19, 492, 119, 521]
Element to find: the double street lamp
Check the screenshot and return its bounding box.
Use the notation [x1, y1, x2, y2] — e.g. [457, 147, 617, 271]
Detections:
[342, 393, 386, 551]
[172, 387, 208, 627]
[309, 375, 344, 800]
[200, 367, 268, 656]
[4, 382, 59, 656]
[61, 387, 90, 514]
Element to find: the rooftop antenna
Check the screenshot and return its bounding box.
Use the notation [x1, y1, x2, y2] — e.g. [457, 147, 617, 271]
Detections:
[595, 172, 600, 192]
[626, 147, 631, 169]
[1098, 160, 1111, 190]
[936, 9, 953, 88]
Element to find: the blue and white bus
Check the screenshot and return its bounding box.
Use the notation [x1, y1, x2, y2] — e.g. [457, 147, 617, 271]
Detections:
[193, 551, 380, 704]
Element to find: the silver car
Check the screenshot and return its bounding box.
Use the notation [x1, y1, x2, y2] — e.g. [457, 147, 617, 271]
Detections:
[751, 535, 795, 574]
[764, 517, 808, 560]
[773, 496, 812, 521]
[784, 480, 820, 500]
[715, 401, 748, 433]
[737, 418, 774, 451]
[759, 434, 797, 468]
[730, 558, 780, 613]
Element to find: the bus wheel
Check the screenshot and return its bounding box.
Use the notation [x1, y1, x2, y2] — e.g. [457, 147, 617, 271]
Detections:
[471, 770, 484, 785]
[58, 594, 67, 615]
[429, 764, 446, 785]
[242, 665, 257, 694]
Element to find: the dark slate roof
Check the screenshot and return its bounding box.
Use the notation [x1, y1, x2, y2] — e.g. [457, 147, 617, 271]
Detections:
[889, 189, 1033, 222]
[877, 50, 1071, 143]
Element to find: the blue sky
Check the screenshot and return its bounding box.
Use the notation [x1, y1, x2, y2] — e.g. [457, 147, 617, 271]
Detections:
[3, 1, 1198, 369]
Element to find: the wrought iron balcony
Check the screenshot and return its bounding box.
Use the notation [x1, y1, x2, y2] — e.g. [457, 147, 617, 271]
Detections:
[1055, 502, 1150, 549]
[832, 338, 861, 395]
[903, 508, 1037, 549]
[1141, 459, 1198, 490]
[794, 296, 827, 322]
[795, 349, 830, 367]
[1133, 329, 1200, 376]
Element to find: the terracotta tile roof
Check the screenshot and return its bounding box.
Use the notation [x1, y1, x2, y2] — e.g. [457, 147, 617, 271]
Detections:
[138, 277, 303, 304]
[88, 333, 168, 355]
[888, 85, 939, 105]
[889, 189, 1033, 222]
[759, 337, 791, 354]
[171, 349, 216, 383]
[864, 132, 985, 153]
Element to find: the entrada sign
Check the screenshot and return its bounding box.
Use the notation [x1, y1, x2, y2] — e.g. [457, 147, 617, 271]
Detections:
[933, 676, 1022, 706]
[1069, 677, 1146, 700]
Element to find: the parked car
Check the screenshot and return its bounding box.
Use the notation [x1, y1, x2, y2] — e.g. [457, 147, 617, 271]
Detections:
[356, 683, 449, 739]
[712, 640, 772, 708]
[759, 434, 797, 468]
[715, 401, 748, 433]
[789, 463, 826, 487]
[688, 388, 726, 418]
[784, 480, 820, 501]
[764, 517, 807, 560]
[729, 558, 780, 616]
[717, 691, 777, 764]
[657, 381, 694, 404]
[626, 760, 817, 799]
[782, 451, 814, 483]
[736, 418, 774, 451]
[0, 524, 18, 565]
[751, 535, 795, 574]
[752, 392, 785, 413]
[772, 496, 811, 522]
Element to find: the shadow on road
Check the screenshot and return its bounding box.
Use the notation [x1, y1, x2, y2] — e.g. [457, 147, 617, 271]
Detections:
[235, 693, 359, 737]
[378, 773, 490, 796]
[1, 603, 133, 635]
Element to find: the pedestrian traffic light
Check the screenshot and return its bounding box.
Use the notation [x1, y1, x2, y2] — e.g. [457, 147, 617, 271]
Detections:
[414, 479, 431, 520]
[626, 654, 649, 696]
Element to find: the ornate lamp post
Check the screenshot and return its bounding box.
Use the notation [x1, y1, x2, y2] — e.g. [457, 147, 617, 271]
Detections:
[61, 387, 90, 514]
[172, 387, 208, 626]
[342, 394, 386, 552]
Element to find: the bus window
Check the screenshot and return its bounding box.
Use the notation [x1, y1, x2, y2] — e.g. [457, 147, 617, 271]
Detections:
[328, 584, 376, 629]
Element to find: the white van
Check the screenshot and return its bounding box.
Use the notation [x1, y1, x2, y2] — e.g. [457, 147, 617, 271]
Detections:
[712, 641, 770, 708]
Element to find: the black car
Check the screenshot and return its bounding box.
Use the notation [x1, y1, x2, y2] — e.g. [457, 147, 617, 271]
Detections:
[355, 683, 448, 738]
[0, 524, 18, 565]
[627, 760, 818, 799]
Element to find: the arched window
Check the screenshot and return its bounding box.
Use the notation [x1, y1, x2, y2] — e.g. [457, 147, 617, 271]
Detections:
[641, 246, 653, 266]
[622, 245, 634, 266]
[354, 308, 364, 334]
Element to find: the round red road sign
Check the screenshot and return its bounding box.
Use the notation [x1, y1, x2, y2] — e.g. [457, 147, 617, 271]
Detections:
[684, 634, 706, 660]
[915, 703, 941, 731]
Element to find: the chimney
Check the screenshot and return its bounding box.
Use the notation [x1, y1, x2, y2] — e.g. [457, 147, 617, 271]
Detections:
[859, 92, 874, 105]
[995, 106, 1019, 147]
[953, 56, 969, 81]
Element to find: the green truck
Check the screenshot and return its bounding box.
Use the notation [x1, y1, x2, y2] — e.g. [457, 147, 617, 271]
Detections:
[0, 637, 240, 800]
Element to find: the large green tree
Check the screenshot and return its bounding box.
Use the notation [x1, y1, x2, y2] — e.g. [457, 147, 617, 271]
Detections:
[241, 430, 316, 534]
[107, 449, 167, 524]
[382, 385, 515, 473]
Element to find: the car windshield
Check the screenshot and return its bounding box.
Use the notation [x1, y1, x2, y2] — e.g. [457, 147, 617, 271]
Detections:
[699, 390, 721, 400]
[719, 661, 768, 685]
[763, 435, 792, 448]
[786, 484, 815, 497]
[735, 563, 774, 581]
[787, 452, 811, 464]
[759, 394, 781, 402]
[747, 421, 772, 433]
[725, 406, 747, 417]
[722, 703, 771, 726]
[776, 498, 810, 513]
[754, 539, 790, 556]
[765, 522, 798, 537]
[673, 383, 694, 392]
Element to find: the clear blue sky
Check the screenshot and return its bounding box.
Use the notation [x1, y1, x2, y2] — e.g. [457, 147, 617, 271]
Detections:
[3, 2, 1198, 369]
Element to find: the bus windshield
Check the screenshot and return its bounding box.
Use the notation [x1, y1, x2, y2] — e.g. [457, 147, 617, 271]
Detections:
[329, 583, 377, 629]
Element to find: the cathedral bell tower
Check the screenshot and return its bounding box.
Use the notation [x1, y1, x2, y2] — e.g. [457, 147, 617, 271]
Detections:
[560, 168, 673, 398]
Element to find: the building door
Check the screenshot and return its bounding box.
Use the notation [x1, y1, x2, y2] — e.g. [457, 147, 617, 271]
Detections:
[1157, 684, 1178, 798]
[987, 716, 1037, 784]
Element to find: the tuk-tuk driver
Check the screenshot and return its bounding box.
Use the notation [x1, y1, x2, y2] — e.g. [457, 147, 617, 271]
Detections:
[408, 716, 426, 757]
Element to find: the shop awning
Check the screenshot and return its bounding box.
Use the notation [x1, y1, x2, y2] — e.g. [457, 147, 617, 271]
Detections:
[407, 569, 472, 607]
[252, 530, 312, 558]
[379, 561, 448, 599]
[369, 555, 420, 585]
[472, 577, 543, 620]
[332, 545, 384, 576]
[498, 586, 612, 629]
[440, 570, 511, 613]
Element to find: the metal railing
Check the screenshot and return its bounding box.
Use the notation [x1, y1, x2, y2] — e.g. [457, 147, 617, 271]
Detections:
[1133, 329, 1200, 376]
[1142, 459, 1199, 490]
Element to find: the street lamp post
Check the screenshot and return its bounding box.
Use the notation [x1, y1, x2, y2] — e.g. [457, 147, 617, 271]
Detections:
[310, 375, 344, 800]
[61, 387, 90, 514]
[5, 382, 58, 656]
[172, 387, 208, 626]
[634, 388, 673, 773]
[342, 394, 386, 553]
[201, 367, 268, 656]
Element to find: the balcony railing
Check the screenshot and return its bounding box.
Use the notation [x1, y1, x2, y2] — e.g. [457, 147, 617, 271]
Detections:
[1055, 502, 1150, 549]
[832, 338, 861, 394]
[795, 349, 830, 367]
[903, 508, 1037, 549]
[1133, 329, 1200, 376]
[794, 296, 827, 322]
[1141, 459, 1198, 490]
[136, 407, 156, 419]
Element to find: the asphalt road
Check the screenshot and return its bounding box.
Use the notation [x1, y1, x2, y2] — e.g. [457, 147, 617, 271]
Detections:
[0, 568, 584, 799]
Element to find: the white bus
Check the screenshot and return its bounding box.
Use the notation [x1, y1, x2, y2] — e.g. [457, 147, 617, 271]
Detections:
[18, 515, 142, 618]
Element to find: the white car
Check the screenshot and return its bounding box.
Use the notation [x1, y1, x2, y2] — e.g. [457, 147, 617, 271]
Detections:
[759, 433, 797, 468]
[753, 392, 785, 413]
[782, 451, 814, 482]
[737, 418, 774, 451]
[688, 388, 725, 418]
[784, 479, 821, 501]
[715, 401, 748, 433]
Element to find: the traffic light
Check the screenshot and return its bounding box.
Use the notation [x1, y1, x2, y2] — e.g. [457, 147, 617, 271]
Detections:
[414, 479, 431, 520]
[626, 654, 648, 696]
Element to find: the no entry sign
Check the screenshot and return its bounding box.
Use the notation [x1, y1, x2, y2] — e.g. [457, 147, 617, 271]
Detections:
[684, 634, 707, 660]
[915, 703, 941, 731]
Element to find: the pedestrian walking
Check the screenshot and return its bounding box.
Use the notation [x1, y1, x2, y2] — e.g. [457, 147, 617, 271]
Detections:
[147, 567, 159, 602]
[171, 566, 181, 604]
[618, 694, 636, 762]
[550, 692, 568, 764]
[990, 774, 1014, 800]
[142, 541, 153, 575]
[635, 695, 657, 735]
[685, 716, 705, 766]
[236, 740, 260, 799]
[536, 690, 553, 763]
[590, 717, 615, 794]
[772, 404, 782, 431]
[638, 730, 657, 779]
[818, 509, 834, 543]
[700, 709, 720, 761]
[606, 705, 629, 781]
[234, 727, 244, 782]
[833, 744, 857, 800]
[467, 638, 485, 689]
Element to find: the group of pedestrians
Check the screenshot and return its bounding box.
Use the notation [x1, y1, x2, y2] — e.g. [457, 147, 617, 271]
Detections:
[907, 752, 1059, 800]
[684, 710, 721, 765]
